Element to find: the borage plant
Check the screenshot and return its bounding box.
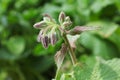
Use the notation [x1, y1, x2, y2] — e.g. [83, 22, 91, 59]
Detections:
[33, 12, 120, 80]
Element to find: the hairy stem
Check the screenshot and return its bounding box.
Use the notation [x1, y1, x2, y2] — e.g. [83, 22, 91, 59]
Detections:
[63, 33, 77, 66]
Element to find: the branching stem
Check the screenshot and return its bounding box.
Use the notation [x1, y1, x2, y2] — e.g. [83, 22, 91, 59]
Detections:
[63, 33, 77, 66]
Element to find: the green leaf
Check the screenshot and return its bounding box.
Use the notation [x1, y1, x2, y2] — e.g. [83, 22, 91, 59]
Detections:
[0, 49, 15, 60]
[108, 27, 120, 50]
[0, 25, 4, 33]
[33, 44, 48, 56]
[41, 4, 60, 18]
[78, 32, 118, 59]
[76, 0, 91, 21]
[6, 36, 25, 56]
[29, 56, 54, 73]
[60, 72, 75, 80]
[0, 0, 11, 14]
[0, 70, 7, 80]
[78, 21, 120, 58]
[65, 58, 120, 80]
[114, 0, 120, 11]
[75, 58, 120, 80]
[91, 0, 114, 13]
[86, 21, 119, 38]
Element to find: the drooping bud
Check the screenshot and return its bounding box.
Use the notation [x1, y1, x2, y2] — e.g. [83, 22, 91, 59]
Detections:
[69, 26, 101, 35]
[33, 21, 47, 29]
[50, 33, 58, 45]
[41, 36, 49, 48]
[45, 36, 49, 48]
[59, 11, 66, 24]
[37, 30, 43, 42]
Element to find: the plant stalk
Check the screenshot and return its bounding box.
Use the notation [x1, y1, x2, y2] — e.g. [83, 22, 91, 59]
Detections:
[63, 33, 77, 66]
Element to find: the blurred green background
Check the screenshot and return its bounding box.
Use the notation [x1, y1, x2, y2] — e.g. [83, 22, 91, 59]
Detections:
[0, 0, 120, 80]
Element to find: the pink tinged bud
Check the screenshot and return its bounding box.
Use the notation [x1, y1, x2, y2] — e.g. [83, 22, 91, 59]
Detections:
[43, 16, 52, 22]
[74, 26, 101, 31]
[69, 26, 101, 35]
[44, 36, 49, 48]
[59, 11, 66, 24]
[41, 36, 49, 48]
[43, 14, 53, 21]
[63, 16, 72, 29]
[33, 21, 47, 29]
[44, 14, 56, 23]
[50, 33, 58, 45]
[37, 31, 43, 42]
[63, 21, 72, 27]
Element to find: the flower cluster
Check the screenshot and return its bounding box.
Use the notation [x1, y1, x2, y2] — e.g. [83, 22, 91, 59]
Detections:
[33, 11, 100, 48]
[33, 14, 58, 48]
[33, 12, 72, 48]
[58, 12, 72, 30]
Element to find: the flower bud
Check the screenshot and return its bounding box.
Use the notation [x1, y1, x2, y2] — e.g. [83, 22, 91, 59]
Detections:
[43, 14, 52, 21]
[63, 21, 72, 27]
[69, 26, 101, 35]
[65, 16, 71, 22]
[33, 21, 47, 29]
[41, 36, 49, 48]
[45, 36, 49, 48]
[50, 33, 58, 45]
[59, 11, 66, 24]
[37, 30, 43, 42]
[43, 17, 51, 22]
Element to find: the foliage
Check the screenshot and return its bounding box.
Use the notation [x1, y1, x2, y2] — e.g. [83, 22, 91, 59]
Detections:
[61, 58, 120, 80]
[0, 0, 120, 80]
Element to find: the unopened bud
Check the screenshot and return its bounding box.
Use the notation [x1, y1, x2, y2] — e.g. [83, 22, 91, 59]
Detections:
[59, 11, 66, 24]
[37, 30, 43, 42]
[43, 17, 51, 22]
[41, 36, 49, 48]
[33, 21, 47, 29]
[44, 14, 52, 19]
[65, 16, 71, 22]
[50, 33, 58, 45]
[63, 21, 72, 27]
[69, 26, 101, 35]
